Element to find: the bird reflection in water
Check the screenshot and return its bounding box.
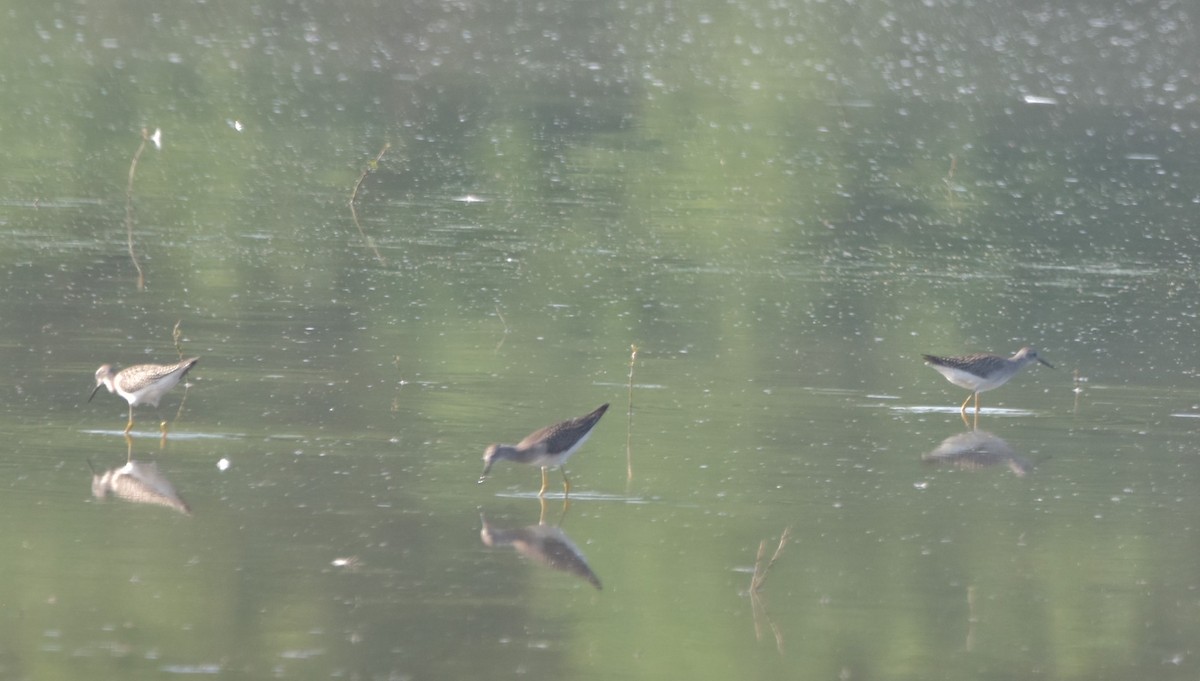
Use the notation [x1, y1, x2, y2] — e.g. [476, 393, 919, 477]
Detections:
[88, 435, 191, 514]
[479, 509, 601, 590]
[923, 429, 1032, 477]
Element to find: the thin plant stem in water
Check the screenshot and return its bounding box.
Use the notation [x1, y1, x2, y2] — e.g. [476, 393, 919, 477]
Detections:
[349, 142, 390, 265]
[749, 526, 791, 654]
[125, 127, 155, 291]
[943, 154, 962, 224]
[494, 304, 509, 353]
[172, 319, 185, 360]
[751, 525, 792, 593]
[943, 154, 957, 198]
[167, 320, 192, 444]
[966, 585, 978, 652]
[626, 344, 638, 482]
[1072, 368, 1085, 415]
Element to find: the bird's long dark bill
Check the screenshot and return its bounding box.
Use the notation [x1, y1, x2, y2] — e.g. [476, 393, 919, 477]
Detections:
[478, 462, 493, 484]
[1039, 358, 1055, 369]
[87, 383, 104, 402]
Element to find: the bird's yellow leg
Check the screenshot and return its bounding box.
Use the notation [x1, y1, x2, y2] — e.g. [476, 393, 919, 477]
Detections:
[959, 393, 973, 415]
[538, 467, 549, 497]
[538, 495, 548, 525]
[974, 393, 981, 414]
[557, 495, 570, 523]
[561, 469, 572, 498]
[124, 407, 135, 435]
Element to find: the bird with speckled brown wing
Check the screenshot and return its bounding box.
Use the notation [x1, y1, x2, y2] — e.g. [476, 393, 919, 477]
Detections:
[479, 403, 609, 497]
[89, 358, 199, 434]
[923, 347, 1052, 415]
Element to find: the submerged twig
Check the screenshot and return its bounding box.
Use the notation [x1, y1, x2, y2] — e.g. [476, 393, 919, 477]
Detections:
[169, 320, 191, 442]
[125, 128, 155, 291]
[749, 526, 792, 654]
[943, 154, 962, 223]
[752, 539, 768, 590]
[966, 584, 977, 651]
[1072, 368, 1085, 415]
[750, 575, 785, 653]
[349, 142, 390, 265]
[494, 304, 509, 353]
[172, 319, 185, 360]
[626, 344, 639, 482]
[751, 526, 792, 593]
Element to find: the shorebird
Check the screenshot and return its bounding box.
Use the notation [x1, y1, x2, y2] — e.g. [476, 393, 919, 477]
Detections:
[923, 347, 1052, 415]
[89, 358, 199, 434]
[479, 403, 609, 497]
